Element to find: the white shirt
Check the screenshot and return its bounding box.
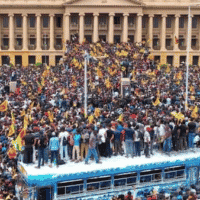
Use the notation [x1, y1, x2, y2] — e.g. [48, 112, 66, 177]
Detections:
[98, 128, 107, 143]
[59, 131, 69, 146]
[134, 130, 140, 142]
[144, 131, 150, 143]
[159, 124, 165, 137]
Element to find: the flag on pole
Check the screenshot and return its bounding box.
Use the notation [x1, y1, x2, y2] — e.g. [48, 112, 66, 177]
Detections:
[153, 97, 161, 106]
[7, 146, 17, 159]
[12, 128, 26, 151]
[175, 36, 179, 44]
[8, 124, 15, 137]
[48, 111, 54, 123]
[0, 100, 8, 112]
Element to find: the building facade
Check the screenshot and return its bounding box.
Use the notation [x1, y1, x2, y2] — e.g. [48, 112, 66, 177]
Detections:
[0, 0, 200, 66]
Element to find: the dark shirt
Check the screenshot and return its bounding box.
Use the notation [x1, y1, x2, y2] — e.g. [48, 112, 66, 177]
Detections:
[125, 128, 134, 140]
[106, 129, 114, 142]
[114, 130, 121, 141]
[179, 125, 187, 137]
[188, 122, 196, 133]
[24, 134, 34, 148]
[39, 135, 47, 148]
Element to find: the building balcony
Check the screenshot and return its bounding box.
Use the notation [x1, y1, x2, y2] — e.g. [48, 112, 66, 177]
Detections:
[153, 46, 161, 50]
[192, 46, 199, 50]
[70, 23, 78, 30]
[42, 45, 50, 50]
[15, 45, 22, 50]
[166, 46, 174, 50]
[85, 24, 93, 30]
[114, 24, 122, 30]
[99, 23, 107, 30]
[128, 23, 135, 30]
[179, 46, 186, 50]
[1, 45, 9, 50]
[28, 44, 36, 50]
[54, 44, 62, 50]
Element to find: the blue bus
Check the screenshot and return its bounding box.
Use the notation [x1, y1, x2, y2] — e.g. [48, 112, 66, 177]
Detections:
[17, 151, 200, 200]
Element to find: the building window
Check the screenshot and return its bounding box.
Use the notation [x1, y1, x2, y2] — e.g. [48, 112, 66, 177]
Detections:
[128, 17, 134, 26]
[56, 17, 62, 28]
[153, 17, 159, 28]
[71, 16, 78, 25]
[43, 16, 49, 28]
[16, 16, 22, 28]
[16, 38, 22, 46]
[179, 17, 184, 28]
[99, 16, 106, 25]
[30, 38, 36, 45]
[166, 17, 172, 28]
[166, 39, 171, 47]
[3, 16, 8, 28]
[192, 39, 197, 47]
[29, 16, 35, 28]
[192, 17, 197, 29]
[142, 18, 146, 28]
[85, 16, 92, 25]
[114, 16, 120, 25]
[179, 38, 184, 46]
[3, 38, 9, 46]
[153, 39, 159, 47]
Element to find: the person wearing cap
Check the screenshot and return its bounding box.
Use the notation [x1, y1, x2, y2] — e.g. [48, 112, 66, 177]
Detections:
[49, 132, 59, 168]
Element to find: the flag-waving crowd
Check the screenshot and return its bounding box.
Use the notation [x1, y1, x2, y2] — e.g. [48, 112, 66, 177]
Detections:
[0, 40, 200, 199]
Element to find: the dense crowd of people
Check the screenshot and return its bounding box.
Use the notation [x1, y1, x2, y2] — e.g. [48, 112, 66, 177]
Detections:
[0, 39, 200, 199]
[112, 184, 200, 200]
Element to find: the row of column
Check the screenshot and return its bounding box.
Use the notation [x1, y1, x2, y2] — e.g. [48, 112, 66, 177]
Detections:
[5, 13, 194, 51]
[148, 14, 193, 51]
[7, 14, 55, 51]
[63, 12, 143, 44]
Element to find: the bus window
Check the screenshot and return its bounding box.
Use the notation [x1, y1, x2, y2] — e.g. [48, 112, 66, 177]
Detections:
[140, 169, 162, 183]
[57, 180, 84, 195]
[87, 176, 111, 191]
[114, 172, 137, 187]
[164, 166, 185, 180]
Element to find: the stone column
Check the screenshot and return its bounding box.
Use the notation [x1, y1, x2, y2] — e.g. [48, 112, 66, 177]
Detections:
[63, 13, 70, 43]
[108, 13, 115, 44]
[9, 14, 14, 51]
[174, 14, 180, 51]
[148, 14, 154, 49]
[161, 14, 167, 51]
[79, 13, 85, 44]
[136, 14, 143, 43]
[36, 14, 41, 51]
[50, 14, 55, 50]
[93, 13, 99, 43]
[22, 14, 28, 51]
[122, 13, 129, 43]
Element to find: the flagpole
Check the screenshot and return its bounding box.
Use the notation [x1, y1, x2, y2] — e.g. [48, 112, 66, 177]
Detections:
[185, 5, 191, 111]
[84, 51, 89, 117]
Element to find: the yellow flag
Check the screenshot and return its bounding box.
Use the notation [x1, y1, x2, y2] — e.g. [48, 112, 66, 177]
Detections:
[166, 65, 170, 73]
[29, 102, 34, 110]
[97, 68, 103, 78]
[88, 115, 94, 124]
[24, 115, 29, 129]
[153, 97, 160, 106]
[0, 100, 8, 112]
[118, 114, 124, 122]
[48, 111, 54, 123]
[8, 124, 15, 137]
[21, 110, 25, 117]
[191, 106, 198, 118]
[94, 108, 101, 118]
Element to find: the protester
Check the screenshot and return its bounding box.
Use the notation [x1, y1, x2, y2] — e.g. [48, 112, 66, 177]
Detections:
[49, 132, 59, 168]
